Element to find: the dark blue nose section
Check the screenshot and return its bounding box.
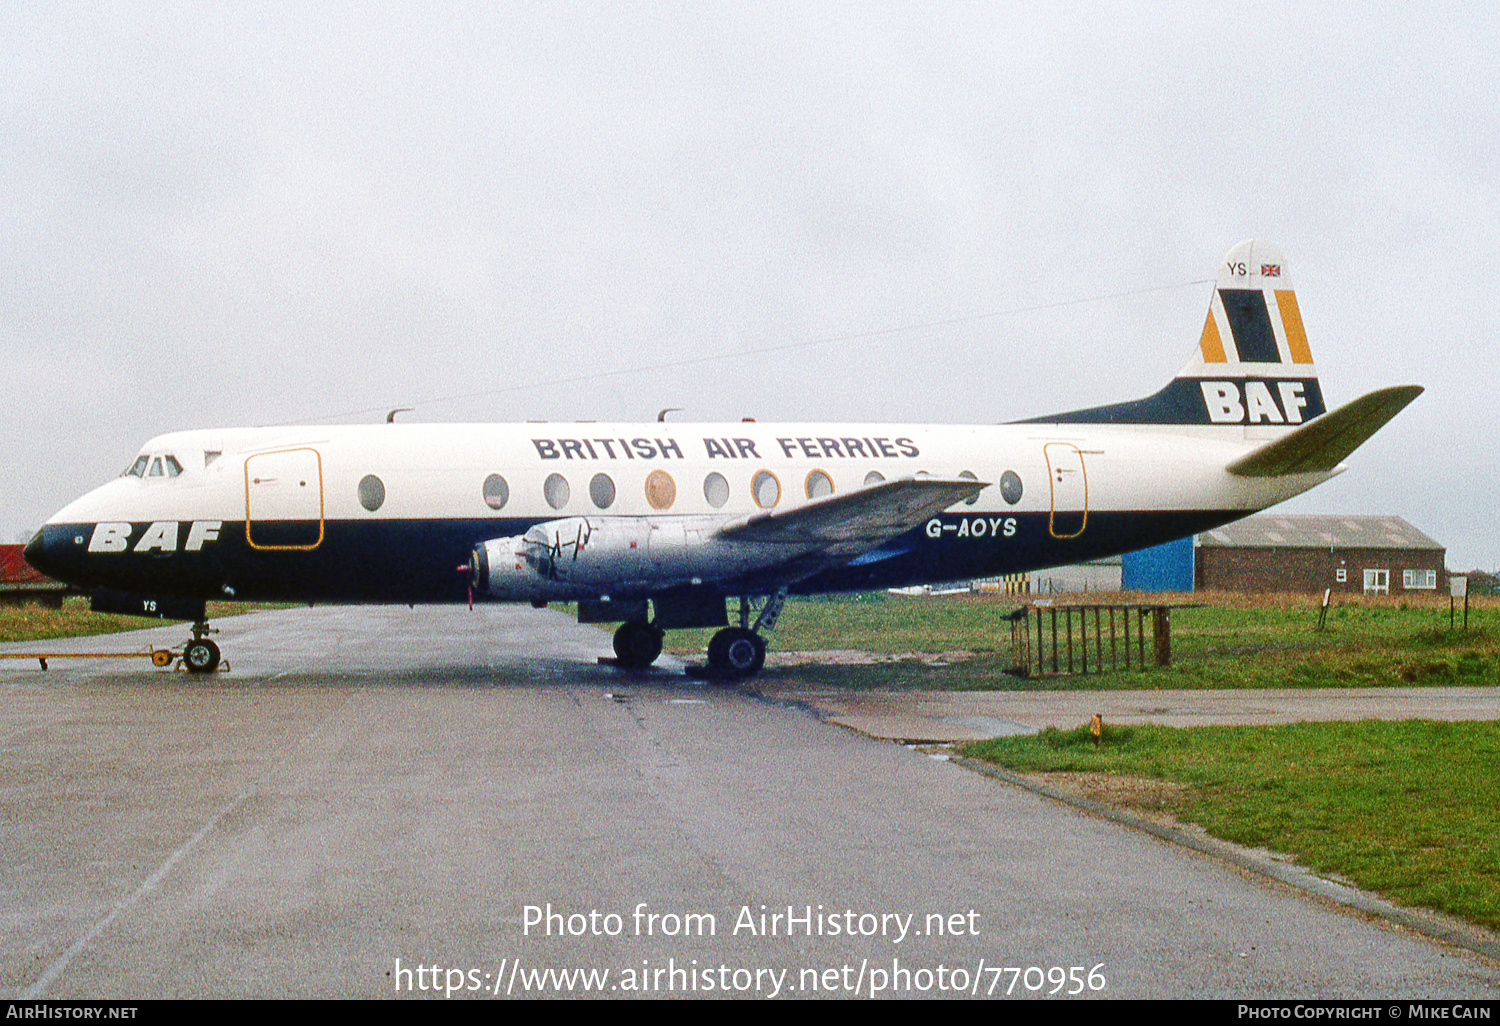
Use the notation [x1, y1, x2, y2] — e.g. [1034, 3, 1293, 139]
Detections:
[22, 529, 52, 578]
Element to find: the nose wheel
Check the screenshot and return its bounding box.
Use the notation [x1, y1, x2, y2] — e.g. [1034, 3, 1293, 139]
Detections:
[180, 620, 224, 674]
[182, 638, 221, 674]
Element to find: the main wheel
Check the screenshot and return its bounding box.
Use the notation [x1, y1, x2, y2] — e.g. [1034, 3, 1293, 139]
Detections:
[707, 627, 766, 678]
[612, 621, 663, 669]
[182, 638, 221, 674]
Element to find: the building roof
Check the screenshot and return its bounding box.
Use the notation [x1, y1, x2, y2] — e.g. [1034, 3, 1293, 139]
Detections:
[1198, 514, 1443, 551]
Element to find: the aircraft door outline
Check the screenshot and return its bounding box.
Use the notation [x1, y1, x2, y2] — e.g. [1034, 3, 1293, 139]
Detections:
[245, 448, 326, 550]
[1044, 442, 1088, 539]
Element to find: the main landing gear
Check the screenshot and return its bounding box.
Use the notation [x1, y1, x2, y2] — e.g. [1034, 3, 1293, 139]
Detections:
[607, 588, 789, 680]
[702, 588, 788, 680]
[612, 621, 664, 669]
[706, 627, 765, 678]
[180, 620, 222, 674]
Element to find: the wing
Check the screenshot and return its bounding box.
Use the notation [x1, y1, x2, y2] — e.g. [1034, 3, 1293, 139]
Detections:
[717, 476, 988, 554]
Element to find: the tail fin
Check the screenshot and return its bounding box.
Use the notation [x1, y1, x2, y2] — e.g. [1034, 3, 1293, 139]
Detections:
[1028, 240, 1327, 425]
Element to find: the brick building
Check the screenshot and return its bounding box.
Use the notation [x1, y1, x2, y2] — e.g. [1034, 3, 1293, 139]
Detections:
[1195, 514, 1445, 595]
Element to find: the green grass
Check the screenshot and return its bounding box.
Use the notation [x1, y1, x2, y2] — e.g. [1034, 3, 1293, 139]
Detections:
[962, 720, 1500, 932]
[670, 592, 1499, 690]
[0, 597, 281, 644]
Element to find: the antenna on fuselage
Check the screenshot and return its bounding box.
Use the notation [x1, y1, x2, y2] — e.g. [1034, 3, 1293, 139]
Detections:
[387, 408, 414, 423]
[657, 408, 682, 422]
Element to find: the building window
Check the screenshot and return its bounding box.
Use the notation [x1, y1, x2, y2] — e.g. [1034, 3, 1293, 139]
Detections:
[1403, 569, 1437, 589]
[1363, 569, 1389, 595]
[1335, 568, 1347, 583]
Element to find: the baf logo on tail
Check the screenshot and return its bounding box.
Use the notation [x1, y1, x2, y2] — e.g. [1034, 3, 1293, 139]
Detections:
[1035, 241, 1329, 428]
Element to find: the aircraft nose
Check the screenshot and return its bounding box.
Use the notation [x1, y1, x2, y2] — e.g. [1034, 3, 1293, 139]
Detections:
[23, 529, 58, 579]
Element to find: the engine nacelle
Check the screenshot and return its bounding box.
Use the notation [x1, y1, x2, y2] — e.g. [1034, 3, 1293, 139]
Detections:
[471, 516, 791, 598]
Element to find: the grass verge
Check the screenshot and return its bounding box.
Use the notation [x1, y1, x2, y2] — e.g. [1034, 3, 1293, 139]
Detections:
[962, 720, 1500, 932]
[674, 593, 1498, 690]
[0, 597, 281, 644]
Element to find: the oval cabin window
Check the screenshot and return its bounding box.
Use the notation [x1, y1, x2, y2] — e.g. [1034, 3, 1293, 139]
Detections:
[483, 473, 509, 510]
[590, 473, 617, 509]
[958, 469, 980, 505]
[1000, 470, 1023, 505]
[358, 474, 385, 512]
[645, 470, 676, 510]
[703, 472, 730, 509]
[752, 470, 780, 508]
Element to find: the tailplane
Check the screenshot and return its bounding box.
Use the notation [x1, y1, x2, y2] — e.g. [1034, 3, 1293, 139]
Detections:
[1028, 240, 1327, 426]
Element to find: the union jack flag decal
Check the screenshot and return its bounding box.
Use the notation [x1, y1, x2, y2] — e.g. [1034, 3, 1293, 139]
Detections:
[1260, 264, 1281, 277]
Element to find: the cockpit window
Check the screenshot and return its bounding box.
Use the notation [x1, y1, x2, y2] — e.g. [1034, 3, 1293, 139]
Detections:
[123, 452, 187, 480]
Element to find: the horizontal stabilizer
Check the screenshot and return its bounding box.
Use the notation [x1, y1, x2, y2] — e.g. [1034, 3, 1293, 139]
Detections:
[719, 476, 987, 546]
[1226, 385, 1423, 477]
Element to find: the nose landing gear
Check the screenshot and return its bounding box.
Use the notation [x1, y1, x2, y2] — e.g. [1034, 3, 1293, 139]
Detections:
[180, 620, 223, 674]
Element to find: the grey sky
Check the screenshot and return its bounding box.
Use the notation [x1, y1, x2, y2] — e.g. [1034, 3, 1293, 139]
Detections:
[4, 2, 1495, 569]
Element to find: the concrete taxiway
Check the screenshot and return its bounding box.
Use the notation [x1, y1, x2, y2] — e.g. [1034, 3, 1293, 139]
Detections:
[2, 605, 1497, 999]
[763, 684, 1500, 743]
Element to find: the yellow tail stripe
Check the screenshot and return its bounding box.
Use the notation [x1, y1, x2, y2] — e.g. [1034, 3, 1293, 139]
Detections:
[1275, 290, 1313, 364]
[1198, 311, 1227, 363]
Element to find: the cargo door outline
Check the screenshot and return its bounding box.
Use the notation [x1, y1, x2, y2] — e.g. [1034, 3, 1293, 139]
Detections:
[245, 448, 325, 550]
[1044, 442, 1088, 539]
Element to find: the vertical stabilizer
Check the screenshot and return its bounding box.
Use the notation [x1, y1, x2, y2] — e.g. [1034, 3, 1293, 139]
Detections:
[1028, 240, 1327, 425]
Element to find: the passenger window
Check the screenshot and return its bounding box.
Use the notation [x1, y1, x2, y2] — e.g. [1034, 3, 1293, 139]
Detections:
[645, 470, 676, 510]
[483, 474, 509, 510]
[805, 470, 833, 499]
[358, 474, 386, 512]
[590, 473, 616, 509]
[863, 470, 885, 487]
[703, 472, 729, 508]
[544, 473, 570, 510]
[958, 469, 979, 505]
[1000, 470, 1023, 505]
[752, 470, 780, 508]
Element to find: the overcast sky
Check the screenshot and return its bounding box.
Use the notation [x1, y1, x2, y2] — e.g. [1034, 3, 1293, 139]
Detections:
[4, 2, 1495, 569]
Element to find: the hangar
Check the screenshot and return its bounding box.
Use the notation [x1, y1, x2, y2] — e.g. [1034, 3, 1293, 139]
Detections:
[1194, 514, 1446, 596]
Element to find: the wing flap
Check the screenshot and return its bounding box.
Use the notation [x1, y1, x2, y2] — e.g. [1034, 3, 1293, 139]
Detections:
[717, 477, 988, 547]
[1226, 385, 1423, 477]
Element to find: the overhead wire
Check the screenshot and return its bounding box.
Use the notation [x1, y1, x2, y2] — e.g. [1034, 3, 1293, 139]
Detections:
[282, 278, 1213, 425]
